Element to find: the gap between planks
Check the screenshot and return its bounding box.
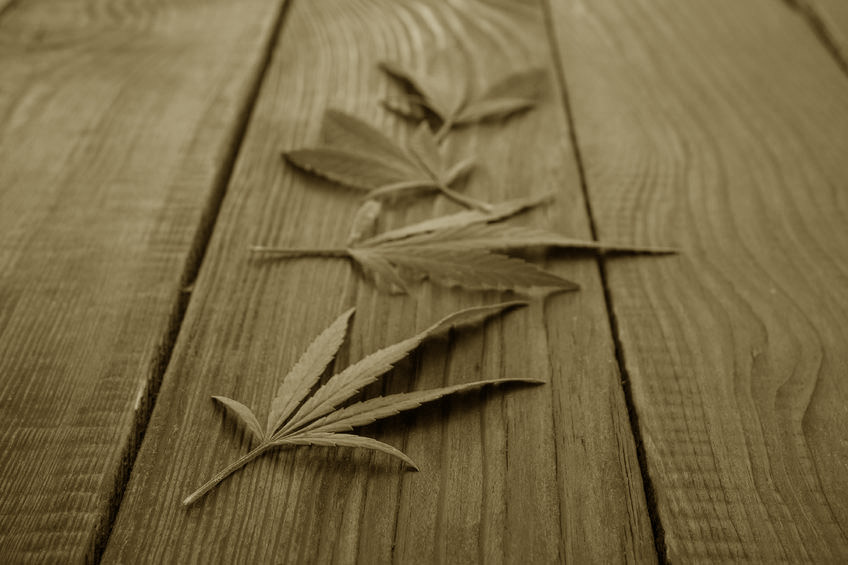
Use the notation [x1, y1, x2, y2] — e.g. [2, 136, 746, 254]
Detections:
[0, 0, 19, 21]
[780, 0, 848, 75]
[93, 1, 296, 562]
[541, 0, 668, 561]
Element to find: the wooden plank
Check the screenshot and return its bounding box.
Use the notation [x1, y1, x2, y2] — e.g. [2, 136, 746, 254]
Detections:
[792, 0, 848, 67]
[103, 0, 656, 562]
[0, 0, 287, 561]
[548, 0, 848, 561]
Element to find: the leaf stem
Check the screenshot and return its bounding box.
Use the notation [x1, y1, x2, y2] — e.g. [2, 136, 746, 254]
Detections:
[250, 246, 352, 259]
[434, 117, 454, 144]
[183, 443, 274, 506]
[367, 179, 439, 199]
[437, 183, 493, 212]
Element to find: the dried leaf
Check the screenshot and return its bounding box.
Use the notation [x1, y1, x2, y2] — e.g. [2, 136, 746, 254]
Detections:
[346, 200, 383, 245]
[380, 60, 547, 132]
[407, 123, 442, 178]
[284, 148, 424, 191]
[348, 248, 410, 294]
[477, 68, 547, 101]
[278, 302, 527, 433]
[380, 96, 428, 121]
[184, 302, 536, 505]
[455, 68, 547, 124]
[301, 378, 544, 434]
[384, 223, 676, 254]
[321, 109, 411, 165]
[348, 216, 676, 292]
[284, 110, 481, 208]
[251, 192, 673, 294]
[265, 308, 355, 436]
[379, 51, 467, 121]
[455, 98, 537, 125]
[273, 432, 420, 470]
[361, 193, 553, 246]
[369, 246, 578, 291]
[211, 396, 265, 444]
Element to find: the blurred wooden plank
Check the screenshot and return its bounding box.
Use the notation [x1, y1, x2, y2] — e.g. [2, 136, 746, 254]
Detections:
[549, 0, 848, 561]
[0, 0, 287, 561]
[792, 0, 848, 67]
[102, 0, 656, 562]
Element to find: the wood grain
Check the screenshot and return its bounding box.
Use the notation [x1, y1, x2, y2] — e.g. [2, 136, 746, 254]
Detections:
[0, 0, 286, 561]
[793, 0, 848, 67]
[549, 0, 848, 561]
[103, 0, 656, 562]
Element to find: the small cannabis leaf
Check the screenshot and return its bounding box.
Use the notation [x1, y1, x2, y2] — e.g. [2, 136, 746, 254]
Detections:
[251, 193, 674, 294]
[183, 301, 541, 506]
[380, 54, 546, 139]
[284, 109, 487, 210]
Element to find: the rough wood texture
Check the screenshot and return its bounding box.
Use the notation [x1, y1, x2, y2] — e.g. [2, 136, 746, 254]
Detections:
[103, 0, 656, 562]
[794, 0, 848, 66]
[0, 0, 286, 561]
[549, 0, 848, 561]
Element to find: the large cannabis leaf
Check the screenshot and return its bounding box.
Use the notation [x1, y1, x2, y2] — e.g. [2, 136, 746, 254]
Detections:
[284, 109, 488, 210]
[251, 194, 673, 294]
[379, 52, 547, 139]
[183, 302, 540, 506]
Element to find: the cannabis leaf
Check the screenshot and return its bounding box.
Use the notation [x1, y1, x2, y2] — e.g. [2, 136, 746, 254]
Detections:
[346, 199, 383, 245]
[380, 54, 547, 140]
[284, 109, 488, 211]
[183, 301, 541, 506]
[251, 193, 673, 294]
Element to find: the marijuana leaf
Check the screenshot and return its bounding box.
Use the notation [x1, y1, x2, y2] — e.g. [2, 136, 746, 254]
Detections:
[380, 54, 547, 140]
[251, 194, 674, 294]
[346, 199, 383, 245]
[284, 109, 488, 211]
[183, 302, 541, 506]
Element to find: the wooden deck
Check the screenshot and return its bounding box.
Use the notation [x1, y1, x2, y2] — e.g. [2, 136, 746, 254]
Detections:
[1, 0, 847, 562]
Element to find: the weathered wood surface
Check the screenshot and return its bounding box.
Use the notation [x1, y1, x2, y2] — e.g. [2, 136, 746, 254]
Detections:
[550, 0, 848, 561]
[103, 0, 656, 562]
[794, 0, 848, 66]
[0, 0, 286, 561]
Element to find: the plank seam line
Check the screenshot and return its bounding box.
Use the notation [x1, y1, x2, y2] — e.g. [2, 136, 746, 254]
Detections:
[0, 0, 21, 21]
[540, 1, 668, 561]
[781, 0, 848, 76]
[92, 0, 296, 562]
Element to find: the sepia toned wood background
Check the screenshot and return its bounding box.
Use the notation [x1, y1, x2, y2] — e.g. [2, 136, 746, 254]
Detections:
[1, 0, 846, 562]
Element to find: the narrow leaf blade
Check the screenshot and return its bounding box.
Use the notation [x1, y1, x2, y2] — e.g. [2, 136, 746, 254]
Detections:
[407, 122, 442, 178]
[212, 396, 265, 444]
[322, 109, 416, 168]
[455, 98, 537, 124]
[301, 378, 544, 434]
[379, 60, 449, 119]
[285, 148, 425, 191]
[278, 302, 528, 434]
[380, 95, 428, 121]
[378, 246, 579, 291]
[477, 68, 547, 103]
[456, 68, 546, 124]
[274, 432, 419, 470]
[266, 308, 355, 435]
[442, 156, 476, 186]
[346, 200, 383, 245]
[359, 192, 553, 246]
[349, 248, 410, 294]
[393, 223, 676, 254]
